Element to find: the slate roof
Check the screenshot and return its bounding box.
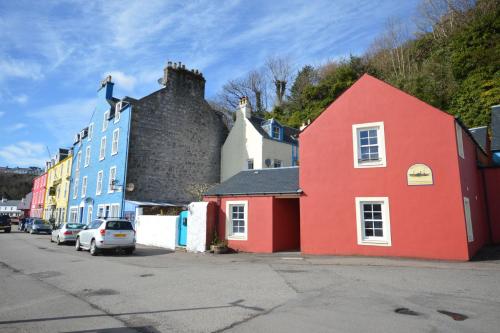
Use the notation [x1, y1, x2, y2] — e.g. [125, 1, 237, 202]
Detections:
[249, 116, 299, 145]
[205, 167, 300, 196]
[0, 200, 21, 207]
[492, 105, 500, 151]
[469, 126, 488, 152]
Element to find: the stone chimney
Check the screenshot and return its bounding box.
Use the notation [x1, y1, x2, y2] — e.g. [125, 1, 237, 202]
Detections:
[239, 96, 252, 119]
[162, 61, 206, 98]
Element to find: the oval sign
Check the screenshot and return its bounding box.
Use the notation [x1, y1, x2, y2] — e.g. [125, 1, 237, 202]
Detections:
[407, 164, 433, 186]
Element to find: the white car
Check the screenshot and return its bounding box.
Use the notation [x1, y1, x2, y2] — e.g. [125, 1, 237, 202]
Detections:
[51, 223, 85, 245]
[75, 219, 136, 256]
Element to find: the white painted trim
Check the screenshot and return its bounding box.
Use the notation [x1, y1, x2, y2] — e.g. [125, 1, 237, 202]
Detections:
[111, 128, 119, 155]
[463, 197, 474, 242]
[99, 136, 106, 161]
[81, 176, 88, 198]
[355, 197, 391, 246]
[114, 102, 122, 123]
[84, 146, 91, 167]
[456, 122, 465, 159]
[102, 111, 109, 131]
[108, 166, 117, 193]
[225, 200, 248, 241]
[352, 122, 387, 168]
[96, 170, 103, 195]
[88, 123, 94, 141]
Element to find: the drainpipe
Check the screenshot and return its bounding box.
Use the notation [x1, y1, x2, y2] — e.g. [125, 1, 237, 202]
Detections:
[481, 167, 494, 244]
[122, 104, 133, 220]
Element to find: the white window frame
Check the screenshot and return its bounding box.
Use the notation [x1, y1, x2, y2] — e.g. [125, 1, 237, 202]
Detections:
[84, 146, 91, 167]
[81, 176, 87, 198]
[72, 177, 79, 199]
[69, 207, 78, 223]
[110, 203, 120, 218]
[272, 126, 280, 139]
[108, 166, 117, 193]
[114, 102, 122, 123]
[247, 159, 254, 170]
[99, 136, 106, 160]
[87, 206, 93, 224]
[102, 111, 109, 131]
[355, 197, 391, 246]
[273, 159, 282, 168]
[76, 151, 82, 171]
[352, 122, 386, 168]
[463, 197, 474, 242]
[225, 200, 248, 240]
[456, 122, 465, 159]
[88, 123, 93, 141]
[97, 205, 105, 219]
[96, 170, 103, 195]
[111, 128, 119, 155]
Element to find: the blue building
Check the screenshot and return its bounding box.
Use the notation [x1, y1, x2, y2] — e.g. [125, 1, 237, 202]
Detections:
[67, 63, 227, 223]
[67, 76, 131, 224]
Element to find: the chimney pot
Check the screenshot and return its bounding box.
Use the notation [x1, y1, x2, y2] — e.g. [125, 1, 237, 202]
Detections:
[167, 61, 172, 67]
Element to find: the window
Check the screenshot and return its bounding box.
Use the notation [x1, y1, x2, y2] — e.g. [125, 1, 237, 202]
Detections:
[355, 197, 391, 246]
[463, 197, 474, 242]
[110, 204, 120, 218]
[273, 159, 282, 168]
[88, 123, 93, 141]
[226, 201, 248, 240]
[456, 123, 464, 159]
[96, 170, 103, 195]
[69, 207, 78, 223]
[103, 111, 109, 131]
[352, 122, 386, 168]
[111, 128, 119, 155]
[114, 102, 122, 123]
[99, 136, 106, 160]
[108, 166, 116, 193]
[81, 176, 87, 197]
[272, 126, 280, 139]
[97, 205, 104, 218]
[76, 151, 82, 171]
[247, 159, 254, 170]
[87, 206, 93, 224]
[66, 160, 71, 174]
[84, 146, 91, 167]
[105, 205, 110, 218]
[73, 177, 79, 199]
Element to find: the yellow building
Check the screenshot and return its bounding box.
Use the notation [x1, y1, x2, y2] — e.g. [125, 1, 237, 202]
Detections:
[43, 153, 72, 224]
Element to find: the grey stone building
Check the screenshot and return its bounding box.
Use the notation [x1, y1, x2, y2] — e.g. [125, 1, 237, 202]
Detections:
[125, 62, 228, 204]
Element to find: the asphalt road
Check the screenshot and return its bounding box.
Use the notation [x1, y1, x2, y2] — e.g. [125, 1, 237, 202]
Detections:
[1, 230, 500, 333]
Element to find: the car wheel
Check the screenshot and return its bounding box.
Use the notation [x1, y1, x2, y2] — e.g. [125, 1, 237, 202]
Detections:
[90, 240, 99, 256]
[5, 228, 10, 233]
[56, 236, 62, 245]
[50, 235, 54, 243]
[124, 247, 135, 255]
[75, 237, 82, 251]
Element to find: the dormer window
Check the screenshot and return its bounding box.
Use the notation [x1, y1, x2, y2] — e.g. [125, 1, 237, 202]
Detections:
[272, 126, 280, 139]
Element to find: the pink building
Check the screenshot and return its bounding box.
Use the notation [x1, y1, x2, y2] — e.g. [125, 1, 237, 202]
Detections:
[30, 173, 47, 218]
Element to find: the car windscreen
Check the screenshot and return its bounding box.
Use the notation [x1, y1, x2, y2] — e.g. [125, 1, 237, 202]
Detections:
[106, 221, 133, 230]
[66, 223, 85, 229]
[34, 220, 48, 225]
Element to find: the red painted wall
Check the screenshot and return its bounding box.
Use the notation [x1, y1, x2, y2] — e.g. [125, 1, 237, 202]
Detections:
[458, 131, 491, 257]
[484, 168, 500, 243]
[272, 198, 300, 252]
[300, 74, 472, 260]
[205, 196, 274, 253]
[30, 173, 47, 218]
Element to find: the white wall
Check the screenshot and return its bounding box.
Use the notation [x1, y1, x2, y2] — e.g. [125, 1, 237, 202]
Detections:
[135, 215, 178, 250]
[221, 112, 263, 182]
[262, 138, 294, 168]
[186, 202, 208, 253]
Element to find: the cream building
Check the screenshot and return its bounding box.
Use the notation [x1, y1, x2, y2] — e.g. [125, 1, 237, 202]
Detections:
[220, 97, 299, 182]
[43, 149, 72, 224]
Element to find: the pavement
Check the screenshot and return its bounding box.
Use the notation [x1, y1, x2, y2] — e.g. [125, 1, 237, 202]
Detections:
[1, 230, 500, 333]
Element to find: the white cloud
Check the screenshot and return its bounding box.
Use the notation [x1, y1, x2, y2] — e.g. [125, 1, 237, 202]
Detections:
[0, 141, 47, 167]
[12, 94, 28, 104]
[6, 123, 27, 133]
[0, 58, 43, 81]
[27, 98, 97, 146]
[104, 71, 137, 92]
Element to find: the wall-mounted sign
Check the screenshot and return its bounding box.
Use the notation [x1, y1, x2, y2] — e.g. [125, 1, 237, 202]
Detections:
[407, 164, 433, 186]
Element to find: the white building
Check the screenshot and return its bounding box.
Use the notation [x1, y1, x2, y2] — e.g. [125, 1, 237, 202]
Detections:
[0, 198, 22, 217]
[220, 97, 299, 182]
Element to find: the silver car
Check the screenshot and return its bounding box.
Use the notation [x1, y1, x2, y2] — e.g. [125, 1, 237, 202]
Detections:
[75, 219, 136, 256]
[29, 219, 52, 234]
[51, 223, 85, 245]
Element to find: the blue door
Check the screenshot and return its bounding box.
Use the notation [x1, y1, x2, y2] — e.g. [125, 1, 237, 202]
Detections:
[178, 211, 188, 246]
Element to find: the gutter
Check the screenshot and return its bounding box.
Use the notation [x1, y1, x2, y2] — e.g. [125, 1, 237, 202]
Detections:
[205, 189, 303, 198]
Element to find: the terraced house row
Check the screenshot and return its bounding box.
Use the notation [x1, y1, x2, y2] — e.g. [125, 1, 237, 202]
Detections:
[26, 67, 500, 261]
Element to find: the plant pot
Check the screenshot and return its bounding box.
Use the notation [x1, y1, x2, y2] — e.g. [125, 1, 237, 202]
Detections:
[212, 245, 228, 254]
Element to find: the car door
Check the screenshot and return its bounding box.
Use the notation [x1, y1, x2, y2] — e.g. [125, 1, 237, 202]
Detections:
[79, 221, 96, 247]
[51, 224, 61, 241]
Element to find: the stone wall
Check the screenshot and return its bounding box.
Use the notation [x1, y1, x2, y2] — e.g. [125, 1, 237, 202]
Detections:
[125, 64, 227, 204]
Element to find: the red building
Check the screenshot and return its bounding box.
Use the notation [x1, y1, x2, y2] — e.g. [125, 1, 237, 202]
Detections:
[30, 172, 47, 218]
[300, 74, 500, 260]
[204, 168, 301, 253]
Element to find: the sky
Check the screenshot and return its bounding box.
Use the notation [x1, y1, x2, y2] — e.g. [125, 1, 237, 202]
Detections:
[0, 0, 420, 168]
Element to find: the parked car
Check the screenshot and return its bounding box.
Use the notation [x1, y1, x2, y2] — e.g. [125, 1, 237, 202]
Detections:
[24, 218, 34, 233]
[28, 219, 52, 234]
[51, 223, 85, 245]
[75, 219, 136, 256]
[18, 218, 29, 231]
[0, 215, 11, 233]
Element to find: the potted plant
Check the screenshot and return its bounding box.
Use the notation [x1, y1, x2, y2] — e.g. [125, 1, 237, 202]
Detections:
[210, 232, 228, 254]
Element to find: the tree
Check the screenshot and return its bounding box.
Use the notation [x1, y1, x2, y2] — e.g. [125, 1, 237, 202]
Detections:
[265, 56, 293, 107]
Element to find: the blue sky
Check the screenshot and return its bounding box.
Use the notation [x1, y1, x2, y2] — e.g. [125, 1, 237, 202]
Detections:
[0, 0, 420, 167]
